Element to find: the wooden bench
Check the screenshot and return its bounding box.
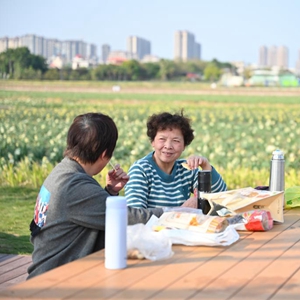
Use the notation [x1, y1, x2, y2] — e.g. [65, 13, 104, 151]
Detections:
[0, 254, 32, 291]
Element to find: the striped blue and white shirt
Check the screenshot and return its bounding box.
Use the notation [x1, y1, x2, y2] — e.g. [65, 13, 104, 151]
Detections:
[125, 152, 227, 208]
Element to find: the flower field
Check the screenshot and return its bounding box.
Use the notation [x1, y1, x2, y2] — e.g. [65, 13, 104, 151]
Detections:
[0, 86, 299, 190]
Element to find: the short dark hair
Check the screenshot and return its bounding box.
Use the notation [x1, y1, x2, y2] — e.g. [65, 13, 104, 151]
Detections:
[146, 111, 194, 146]
[64, 112, 118, 164]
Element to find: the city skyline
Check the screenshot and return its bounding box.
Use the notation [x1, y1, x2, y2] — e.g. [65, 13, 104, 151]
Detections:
[0, 0, 299, 68]
[1, 33, 298, 73]
[259, 45, 289, 69]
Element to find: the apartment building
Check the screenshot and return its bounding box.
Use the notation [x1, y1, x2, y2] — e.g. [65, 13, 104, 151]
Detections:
[296, 49, 300, 75]
[0, 34, 98, 65]
[258, 46, 268, 67]
[127, 36, 151, 60]
[87, 43, 97, 60]
[277, 46, 289, 69]
[101, 44, 111, 63]
[174, 30, 201, 61]
[259, 45, 289, 69]
[0, 37, 9, 53]
[267, 46, 278, 67]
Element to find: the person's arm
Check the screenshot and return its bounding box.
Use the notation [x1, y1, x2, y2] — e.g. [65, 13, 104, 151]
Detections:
[125, 164, 150, 208]
[211, 166, 227, 192]
[127, 206, 163, 225]
[184, 155, 227, 193]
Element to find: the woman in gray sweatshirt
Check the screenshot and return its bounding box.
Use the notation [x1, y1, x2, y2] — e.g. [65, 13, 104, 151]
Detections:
[27, 112, 168, 279]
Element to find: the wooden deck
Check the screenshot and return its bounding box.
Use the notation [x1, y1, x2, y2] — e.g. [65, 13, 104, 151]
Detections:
[0, 254, 31, 291]
[0, 208, 299, 299]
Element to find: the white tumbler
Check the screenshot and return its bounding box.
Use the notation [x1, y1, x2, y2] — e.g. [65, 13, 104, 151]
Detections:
[105, 196, 127, 269]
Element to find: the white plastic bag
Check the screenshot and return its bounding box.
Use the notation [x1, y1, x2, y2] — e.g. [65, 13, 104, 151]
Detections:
[163, 225, 240, 247]
[127, 223, 174, 261]
[148, 213, 240, 247]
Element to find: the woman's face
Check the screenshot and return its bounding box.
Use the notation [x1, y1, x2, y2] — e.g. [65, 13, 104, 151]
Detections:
[151, 127, 185, 167]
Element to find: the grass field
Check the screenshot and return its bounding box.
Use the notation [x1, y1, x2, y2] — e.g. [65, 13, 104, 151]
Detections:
[0, 80, 300, 254]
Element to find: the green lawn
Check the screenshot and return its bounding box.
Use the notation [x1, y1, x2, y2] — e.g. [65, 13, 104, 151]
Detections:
[0, 187, 36, 254]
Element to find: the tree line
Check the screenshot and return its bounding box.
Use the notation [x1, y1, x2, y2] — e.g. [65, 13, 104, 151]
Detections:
[0, 47, 234, 81]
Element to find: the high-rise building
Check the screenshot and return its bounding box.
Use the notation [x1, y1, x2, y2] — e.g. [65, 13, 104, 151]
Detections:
[259, 45, 289, 69]
[0, 37, 9, 53]
[194, 42, 201, 61]
[102, 44, 111, 63]
[174, 30, 201, 61]
[87, 43, 97, 60]
[127, 36, 151, 60]
[61, 40, 87, 63]
[18, 34, 44, 56]
[295, 49, 300, 75]
[19, 34, 36, 54]
[0, 35, 98, 65]
[259, 46, 268, 67]
[277, 46, 289, 69]
[267, 46, 278, 67]
[44, 39, 62, 58]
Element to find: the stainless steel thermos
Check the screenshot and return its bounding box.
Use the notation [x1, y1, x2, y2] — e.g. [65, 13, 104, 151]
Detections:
[269, 149, 285, 192]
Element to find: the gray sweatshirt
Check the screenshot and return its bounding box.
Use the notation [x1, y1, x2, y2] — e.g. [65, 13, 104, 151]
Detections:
[27, 157, 163, 279]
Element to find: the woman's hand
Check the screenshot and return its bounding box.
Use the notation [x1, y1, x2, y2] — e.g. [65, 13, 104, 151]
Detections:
[185, 155, 212, 171]
[105, 164, 130, 195]
[181, 196, 198, 209]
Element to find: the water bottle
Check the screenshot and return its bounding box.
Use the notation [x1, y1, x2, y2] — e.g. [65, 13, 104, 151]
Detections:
[269, 149, 285, 192]
[197, 170, 211, 214]
[105, 196, 127, 269]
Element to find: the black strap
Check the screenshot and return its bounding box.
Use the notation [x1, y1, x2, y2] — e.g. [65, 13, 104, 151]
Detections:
[29, 219, 41, 237]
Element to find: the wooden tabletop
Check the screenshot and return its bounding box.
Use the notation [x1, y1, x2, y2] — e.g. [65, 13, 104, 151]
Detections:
[0, 208, 299, 300]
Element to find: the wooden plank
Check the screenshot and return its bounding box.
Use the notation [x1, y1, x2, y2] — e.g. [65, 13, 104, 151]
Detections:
[71, 245, 208, 299]
[0, 261, 31, 285]
[271, 266, 300, 300]
[188, 217, 300, 299]
[0, 251, 106, 298]
[0, 255, 31, 292]
[230, 238, 300, 300]
[0, 255, 20, 266]
[73, 233, 253, 299]
[0, 274, 29, 291]
[24, 255, 142, 299]
[0, 256, 31, 274]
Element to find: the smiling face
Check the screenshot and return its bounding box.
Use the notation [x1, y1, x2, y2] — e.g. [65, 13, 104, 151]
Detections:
[151, 127, 185, 173]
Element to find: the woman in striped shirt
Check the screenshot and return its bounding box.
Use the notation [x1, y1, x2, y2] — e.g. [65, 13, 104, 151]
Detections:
[125, 111, 227, 209]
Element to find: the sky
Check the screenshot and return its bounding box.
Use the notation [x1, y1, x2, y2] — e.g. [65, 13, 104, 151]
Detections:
[0, 0, 299, 68]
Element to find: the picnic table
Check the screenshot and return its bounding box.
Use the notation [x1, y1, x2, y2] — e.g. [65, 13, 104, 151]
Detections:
[0, 207, 299, 300]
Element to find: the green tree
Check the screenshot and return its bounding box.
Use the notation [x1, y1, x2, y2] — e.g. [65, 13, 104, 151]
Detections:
[0, 47, 47, 79]
[142, 62, 160, 79]
[43, 69, 60, 80]
[158, 59, 177, 80]
[30, 55, 48, 73]
[21, 67, 42, 80]
[91, 65, 105, 80]
[122, 60, 145, 80]
[204, 62, 222, 82]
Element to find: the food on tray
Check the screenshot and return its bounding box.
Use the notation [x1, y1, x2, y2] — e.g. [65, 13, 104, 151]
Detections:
[127, 249, 145, 260]
[154, 211, 229, 234]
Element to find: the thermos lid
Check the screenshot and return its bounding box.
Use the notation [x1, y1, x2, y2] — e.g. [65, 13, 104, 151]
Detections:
[198, 170, 211, 181]
[272, 149, 284, 160]
[106, 196, 127, 209]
